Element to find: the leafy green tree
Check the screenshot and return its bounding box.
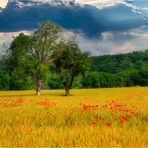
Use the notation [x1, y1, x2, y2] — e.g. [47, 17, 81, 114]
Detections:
[0, 68, 9, 90]
[26, 21, 62, 95]
[52, 42, 90, 96]
[5, 33, 34, 90]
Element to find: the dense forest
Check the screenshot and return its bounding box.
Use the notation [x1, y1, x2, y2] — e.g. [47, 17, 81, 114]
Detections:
[83, 50, 148, 88]
[0, 48, 147, 90]
[91, 50, 148, 73]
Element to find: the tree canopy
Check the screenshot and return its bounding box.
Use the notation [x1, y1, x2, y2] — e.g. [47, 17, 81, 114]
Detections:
[52, 42, 90, 96]
[26, 21, 62, 95]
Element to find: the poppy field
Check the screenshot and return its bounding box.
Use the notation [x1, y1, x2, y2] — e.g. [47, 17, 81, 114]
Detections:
[0, 87, 147, 147]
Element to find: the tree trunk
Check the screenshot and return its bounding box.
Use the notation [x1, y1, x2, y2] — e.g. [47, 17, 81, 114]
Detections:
[64, 75, 74, 96]
[65, 88, 70, 96]
[36, 79, 41, 96]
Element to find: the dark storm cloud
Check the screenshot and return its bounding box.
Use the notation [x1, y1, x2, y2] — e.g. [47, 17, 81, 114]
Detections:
[0, 1, 147, 38]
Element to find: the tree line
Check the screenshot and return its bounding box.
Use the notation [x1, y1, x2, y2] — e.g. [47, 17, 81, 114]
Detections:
[85, 50, 148, 88]
[0, 21, 148, 94]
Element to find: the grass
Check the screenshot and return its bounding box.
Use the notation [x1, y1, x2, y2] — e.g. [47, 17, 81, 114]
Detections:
[0, 87, 147, 147]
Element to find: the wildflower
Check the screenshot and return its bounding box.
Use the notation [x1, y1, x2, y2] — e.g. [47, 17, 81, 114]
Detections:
[83, 104, 90, 110]
[103, 103, 109, 108]
[105, 122, 111, 127]
[92, 121, 97, 125]
[112, 100, 115, 103]
[122, 109, 129, 112]
[131, 112, 138, 117]
[92, 105, 99, 110]
[37, 98, 56, 107]
[119, 115, 130, 123]
[17, 97, 25, 103]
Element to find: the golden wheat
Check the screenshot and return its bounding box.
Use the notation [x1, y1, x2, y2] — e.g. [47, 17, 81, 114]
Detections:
[0, 87, 147, 147]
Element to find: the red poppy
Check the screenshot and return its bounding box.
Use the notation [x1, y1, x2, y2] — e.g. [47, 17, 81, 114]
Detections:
[105, 122, 111, 127]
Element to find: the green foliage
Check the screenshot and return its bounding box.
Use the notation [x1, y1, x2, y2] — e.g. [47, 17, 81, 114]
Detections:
[130, 69, 148, 86]
[27, 21, 62, 82]
[52, 42, 90, 95]
[26, 21, 63, 95]
[82, 68, 148, 88]
[9, 68, 34, 90]
[80, 50, 148, 88]
[72, 76, 82, 88]
[6, 33, 31, 71]
[82, 72, 116, 88]
[0, 68, 9, 90]
[4, 33, 34, 90]
[91, 50, 148, 73]
[48, 73, 62, 89]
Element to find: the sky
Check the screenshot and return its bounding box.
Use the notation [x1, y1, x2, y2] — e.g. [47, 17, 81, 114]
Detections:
[0, 0, 8, 8]
[0, 0, 148, 56]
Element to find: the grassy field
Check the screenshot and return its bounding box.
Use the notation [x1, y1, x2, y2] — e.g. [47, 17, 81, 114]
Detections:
[0, 87, 147, 147]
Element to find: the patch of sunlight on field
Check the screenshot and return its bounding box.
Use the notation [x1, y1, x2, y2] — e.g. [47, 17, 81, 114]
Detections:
[0, 87, 147, 147]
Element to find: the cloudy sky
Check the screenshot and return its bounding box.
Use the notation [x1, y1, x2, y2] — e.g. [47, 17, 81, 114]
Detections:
[0, 0, 148, 56]
[0, 0, 8, 8]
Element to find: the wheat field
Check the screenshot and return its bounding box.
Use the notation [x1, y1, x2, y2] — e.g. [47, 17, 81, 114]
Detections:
[0, 87, 147, 147]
